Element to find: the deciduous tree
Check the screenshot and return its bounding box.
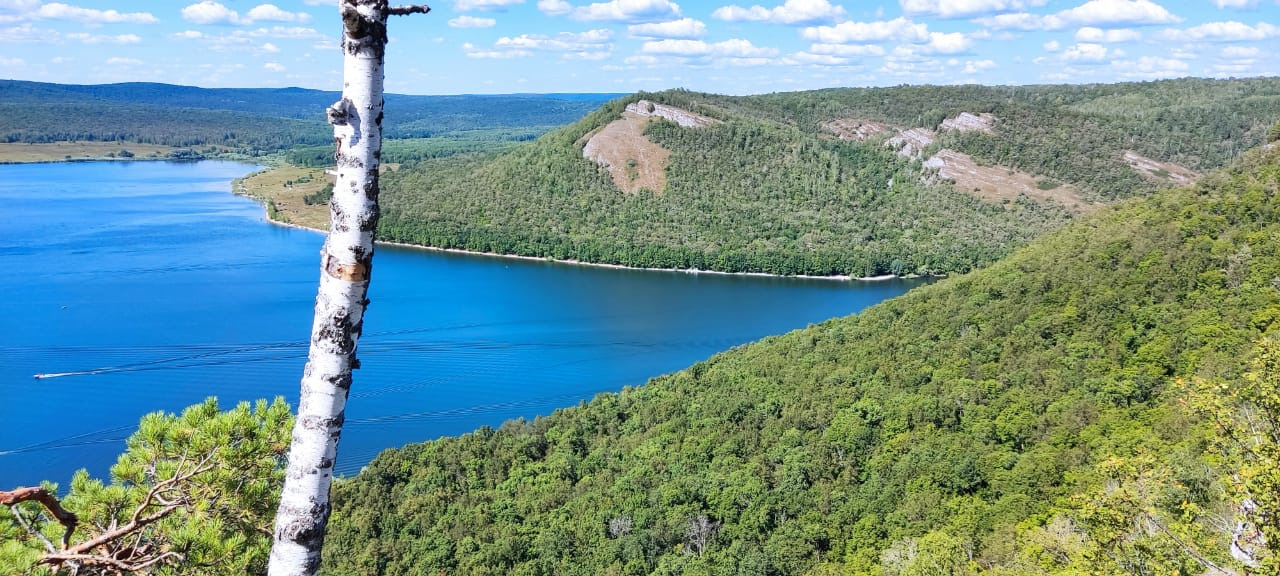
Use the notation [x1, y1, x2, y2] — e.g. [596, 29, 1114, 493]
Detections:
[266, 2, 428, 576]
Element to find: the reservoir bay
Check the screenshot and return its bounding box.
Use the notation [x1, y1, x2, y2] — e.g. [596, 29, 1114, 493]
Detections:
[0, 160, 926, 487]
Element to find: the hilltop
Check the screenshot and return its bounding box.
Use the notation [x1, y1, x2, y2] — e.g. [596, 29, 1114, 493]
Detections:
[376, 77, 1280, 277]
[323, 139, 1280, 575]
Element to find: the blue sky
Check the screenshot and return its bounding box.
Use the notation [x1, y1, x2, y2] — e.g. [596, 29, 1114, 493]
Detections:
[0, 0, 1277, 95]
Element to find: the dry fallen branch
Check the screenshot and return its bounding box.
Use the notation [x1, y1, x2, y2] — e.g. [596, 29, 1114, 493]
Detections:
[388, 4, 431, 16]
[1, 486, 79, 549]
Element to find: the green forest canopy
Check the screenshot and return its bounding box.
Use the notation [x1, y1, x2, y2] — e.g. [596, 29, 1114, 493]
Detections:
[323, 142, 1280, 575]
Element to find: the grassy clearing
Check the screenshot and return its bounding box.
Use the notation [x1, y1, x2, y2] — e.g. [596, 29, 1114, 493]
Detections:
[0, 141, 181, 163]
[234, 164, 333, 231]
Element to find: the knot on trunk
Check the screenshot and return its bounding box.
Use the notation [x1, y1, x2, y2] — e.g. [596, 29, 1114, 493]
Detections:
[326, 98, 355, 127]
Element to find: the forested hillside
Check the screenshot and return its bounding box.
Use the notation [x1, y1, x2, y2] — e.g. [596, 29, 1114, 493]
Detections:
[721, 78, 1280, 196]
[323, 142, 1280, 575]
[376, 78, 1280, 277]
[0, 80, 612, 151]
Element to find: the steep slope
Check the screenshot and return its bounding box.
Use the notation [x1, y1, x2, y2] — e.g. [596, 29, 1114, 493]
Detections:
[323, 144, 1280, 574]
[580, 99, 720, 194]
[377, 79, 1280, 277]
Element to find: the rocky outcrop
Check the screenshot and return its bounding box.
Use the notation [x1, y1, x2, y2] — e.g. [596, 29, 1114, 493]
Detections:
[821, 119, 891, 142]
[624, 100, 719, 128]
[1122, 150, 1199, 185]
[923, 148, 1094, 213]
[939, 112, 995, 133]
[887, 128, 936, 159]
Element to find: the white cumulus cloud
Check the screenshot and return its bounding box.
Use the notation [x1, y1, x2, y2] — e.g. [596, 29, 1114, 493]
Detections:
[978, 0, 1181, 31]
[0, 0, 38, 15]
[711, 0, 846, 26]
[801, 17, 929, 44]
[808, 42, 886, 56]
[1058, 0, 1180, 26]
[1062, 42, 1108, 61]
[640, 37, 777, 59]
[1213, 0, 1257, 8]
[182, 1, 240, 24]
[900, 0, 1046, 19]
[573, 0, 681, 23]
[464, 42, 532, 58]
[65, 32, 141, 44]
[449, 15, 497, 27]
[1161, 20, 1280, 41]
[245, 4, 310, 23]
[628, 17, 706, 38]
[1075, 26, 1141, 41]
[963, 59, 997, 73]
[263, 61, 285, 71]
[182, 2, 311, 25]
[1220, 45, 1259, 57]
[564, 50, 611, 59]
[455, 0, 525, 11]
[925, 31, 972, 53]
[785, 51, 852, 66]
[496, 29, 613, 51]
[37, 3, 158, 25]
[538, 0, 572, 14]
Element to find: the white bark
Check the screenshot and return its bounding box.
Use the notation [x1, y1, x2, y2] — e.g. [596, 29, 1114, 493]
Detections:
[268, 2, 427, 575]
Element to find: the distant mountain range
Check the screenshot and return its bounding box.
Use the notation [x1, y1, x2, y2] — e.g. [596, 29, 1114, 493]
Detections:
[0, 79, 620, 149]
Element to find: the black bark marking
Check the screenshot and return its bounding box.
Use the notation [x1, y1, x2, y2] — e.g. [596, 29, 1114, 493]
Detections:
[315, 307, 357, 354]
[276, 500, 331, 549]
[330, 201, 351, 234]
[300, 411, 345, 431]
[341, 0, 390, 58]
[325, 372, 353, 390]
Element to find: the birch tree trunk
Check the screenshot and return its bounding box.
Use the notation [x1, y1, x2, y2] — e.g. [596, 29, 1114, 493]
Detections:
[268, 2, 427, 575]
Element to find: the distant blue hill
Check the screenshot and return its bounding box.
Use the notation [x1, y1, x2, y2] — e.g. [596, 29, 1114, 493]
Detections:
[0, 79, 618, 149]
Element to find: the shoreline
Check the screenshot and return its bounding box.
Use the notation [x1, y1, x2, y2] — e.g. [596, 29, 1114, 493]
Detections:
[0, 141, 210, 164]
[232, 180, 917, 283]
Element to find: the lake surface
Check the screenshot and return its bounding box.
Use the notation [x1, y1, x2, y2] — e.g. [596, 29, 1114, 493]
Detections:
[0, 160, 926, 487]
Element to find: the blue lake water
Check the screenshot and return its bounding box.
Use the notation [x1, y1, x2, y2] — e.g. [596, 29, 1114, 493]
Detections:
[0, 160, 925, 487]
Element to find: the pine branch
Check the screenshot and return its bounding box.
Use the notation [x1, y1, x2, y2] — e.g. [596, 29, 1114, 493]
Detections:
[35, 455, 216, 572]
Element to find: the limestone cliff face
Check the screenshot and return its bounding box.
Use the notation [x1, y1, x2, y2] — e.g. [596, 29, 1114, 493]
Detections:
[624, 100, 718, 128]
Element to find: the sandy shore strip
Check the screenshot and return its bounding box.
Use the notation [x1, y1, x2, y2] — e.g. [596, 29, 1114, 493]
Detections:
[250, 207, 914, 283]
